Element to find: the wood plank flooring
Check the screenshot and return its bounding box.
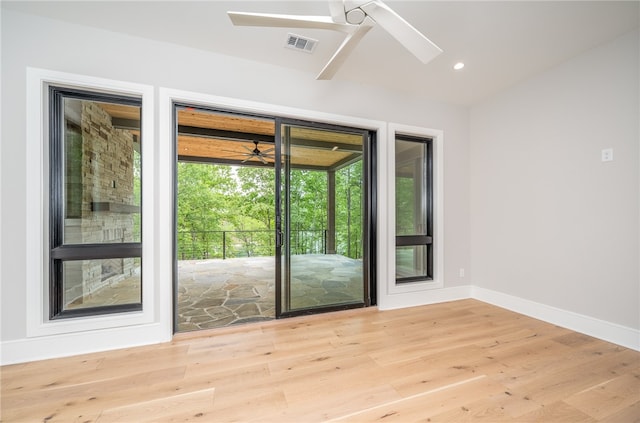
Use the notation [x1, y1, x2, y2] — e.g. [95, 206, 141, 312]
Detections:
[2, 299, 639, 422]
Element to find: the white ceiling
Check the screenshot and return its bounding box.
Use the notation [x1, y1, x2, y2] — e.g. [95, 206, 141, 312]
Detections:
[4, 1, 639, 106]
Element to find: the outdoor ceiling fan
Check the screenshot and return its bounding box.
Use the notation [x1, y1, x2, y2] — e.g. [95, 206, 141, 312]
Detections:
[228, 0, 443, 80]
[222, 140, 274, 164]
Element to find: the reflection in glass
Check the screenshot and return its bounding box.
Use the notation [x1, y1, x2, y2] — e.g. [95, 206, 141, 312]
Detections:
[395, 139, 427, 236]
[63, 258, 141, 310]
[396, 245, 428, 279]
[281, 124, 366, 313]
[62, 99, 141, 245]
[395, 135, 432, 284]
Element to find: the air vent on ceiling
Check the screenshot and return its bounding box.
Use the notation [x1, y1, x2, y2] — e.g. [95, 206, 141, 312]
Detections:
[285, 33, 318, 54]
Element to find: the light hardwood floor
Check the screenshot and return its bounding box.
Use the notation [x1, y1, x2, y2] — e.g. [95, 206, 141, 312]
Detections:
[2, 299, 639, 422]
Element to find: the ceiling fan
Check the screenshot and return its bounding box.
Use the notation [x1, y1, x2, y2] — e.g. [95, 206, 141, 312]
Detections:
[228, 0, 443, 80]
[222, 140, 275, 164]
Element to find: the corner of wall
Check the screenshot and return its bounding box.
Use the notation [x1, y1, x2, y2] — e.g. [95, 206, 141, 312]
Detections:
[471, 286, 640, 352]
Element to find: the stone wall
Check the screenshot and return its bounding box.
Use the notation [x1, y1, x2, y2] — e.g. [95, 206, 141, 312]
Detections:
[63, 101, 139, 307]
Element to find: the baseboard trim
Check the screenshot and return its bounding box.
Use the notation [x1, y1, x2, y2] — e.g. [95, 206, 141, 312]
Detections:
[0, 323, 170, 365]
[471, 286, 640, 351]
[378, 285, 472, 310]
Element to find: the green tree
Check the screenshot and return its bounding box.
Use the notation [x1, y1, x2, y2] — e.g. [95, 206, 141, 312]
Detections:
[175, 159, 365, 260]
[235, 166, 276, 230]
[336, 161, 363, 259]
[395, 176, 415, 235]
[177, 162, 237, 258]
[233, 166, 276, 256]
[289, 169, 327, 254]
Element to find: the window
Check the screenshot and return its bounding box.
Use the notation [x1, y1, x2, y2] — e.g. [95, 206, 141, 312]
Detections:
[49, 86, 143, 318]
[395, 134, 433, 283]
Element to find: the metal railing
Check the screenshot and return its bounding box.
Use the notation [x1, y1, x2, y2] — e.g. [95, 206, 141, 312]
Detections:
[177, 229, 327, 260]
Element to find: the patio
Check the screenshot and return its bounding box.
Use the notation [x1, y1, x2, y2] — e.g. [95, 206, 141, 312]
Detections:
[177, 254, 363, 332]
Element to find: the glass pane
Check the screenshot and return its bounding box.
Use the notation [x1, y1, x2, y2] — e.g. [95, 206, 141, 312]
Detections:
[395, 139, 427, 236]
[62, 258, 141, 310]
[281, 124, 365, 313]
[396, 246, 428, 279]
[62, 98, 141, 244]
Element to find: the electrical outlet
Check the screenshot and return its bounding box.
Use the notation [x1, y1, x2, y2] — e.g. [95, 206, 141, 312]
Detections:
[601, 148, 613, 162]
[459, 268, 465, 278]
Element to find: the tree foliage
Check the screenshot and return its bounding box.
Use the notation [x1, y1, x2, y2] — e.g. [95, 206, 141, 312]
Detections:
[177, 160, 364, 260]
[336, 161, 363, 258]
[396, 176, 416, 235]
[288, 169, 327, 254]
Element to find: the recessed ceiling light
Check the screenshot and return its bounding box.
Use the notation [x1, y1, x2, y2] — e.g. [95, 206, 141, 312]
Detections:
[453, 62, 465, 70]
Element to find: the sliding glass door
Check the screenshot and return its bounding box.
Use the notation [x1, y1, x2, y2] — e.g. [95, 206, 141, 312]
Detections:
[277, 120, 372, 317]
[172, 105, 375, 331]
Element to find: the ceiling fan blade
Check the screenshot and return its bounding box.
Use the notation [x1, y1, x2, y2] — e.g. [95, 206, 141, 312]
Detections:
[242, 145, 255, 154]
[317, 19, 373, 80]
[228, 11, 352, 32]
[258, 155, 268, 164]
[216, 154, 251, 160]
[260, 147, 275, 154]
[328, 0, 346, 23]
[360, 0, 442, 64]
[221, 149, 251, 155]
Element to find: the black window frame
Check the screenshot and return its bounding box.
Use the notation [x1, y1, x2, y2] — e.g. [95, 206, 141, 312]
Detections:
[395, 134, 433, 284]
[48, 86, 143, 319]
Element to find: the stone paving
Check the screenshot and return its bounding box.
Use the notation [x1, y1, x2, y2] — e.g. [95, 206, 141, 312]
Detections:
[288, 254, 364, 310]
[66, 274, 141, 310]
[177, 254, 363, 332]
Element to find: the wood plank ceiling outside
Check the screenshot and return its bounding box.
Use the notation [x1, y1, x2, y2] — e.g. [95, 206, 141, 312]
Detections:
[101, 103, 363, 170]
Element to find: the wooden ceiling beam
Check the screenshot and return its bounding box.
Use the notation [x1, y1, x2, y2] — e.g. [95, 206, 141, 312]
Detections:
[177, 125, 274, 144]
[112, 117, 140, 131]
[288, 137, 362, 152]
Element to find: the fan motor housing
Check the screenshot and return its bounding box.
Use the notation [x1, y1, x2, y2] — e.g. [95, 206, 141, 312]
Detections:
[346, 8, 366, 24]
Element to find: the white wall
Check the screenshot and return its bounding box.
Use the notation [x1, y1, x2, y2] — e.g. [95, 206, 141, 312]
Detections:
[1, 10, 470, 362]
[2, 7, 638, 364]
[470, 30, 639, 331]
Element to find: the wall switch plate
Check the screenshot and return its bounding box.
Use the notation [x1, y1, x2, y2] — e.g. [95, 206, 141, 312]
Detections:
[601, 148, 614, 162]
[459, 268, 465, 278]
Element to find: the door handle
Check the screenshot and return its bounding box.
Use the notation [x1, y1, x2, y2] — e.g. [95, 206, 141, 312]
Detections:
[276, 229, 283, 248]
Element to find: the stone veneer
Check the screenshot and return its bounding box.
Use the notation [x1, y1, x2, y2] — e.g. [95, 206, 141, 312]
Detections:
[64, 101, 139, 307]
